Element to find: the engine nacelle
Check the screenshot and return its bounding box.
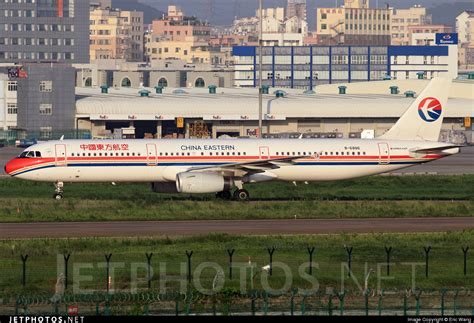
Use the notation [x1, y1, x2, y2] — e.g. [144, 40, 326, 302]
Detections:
[176, 173, 233, 194]
[151, 182, 179, 193]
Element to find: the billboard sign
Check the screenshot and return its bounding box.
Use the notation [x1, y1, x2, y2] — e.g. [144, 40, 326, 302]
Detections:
[435, 33, 458, 45]
[7, 67, 28, 79]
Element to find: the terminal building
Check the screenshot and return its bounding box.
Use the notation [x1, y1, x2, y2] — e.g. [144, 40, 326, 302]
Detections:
[75, 79, 474, 144]
[233, 44, 458, 88]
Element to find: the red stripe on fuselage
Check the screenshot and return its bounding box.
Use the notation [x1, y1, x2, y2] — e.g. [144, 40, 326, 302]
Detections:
[6, 153, 443, 176]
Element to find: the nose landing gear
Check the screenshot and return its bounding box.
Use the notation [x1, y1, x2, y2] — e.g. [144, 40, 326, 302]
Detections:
[53, 181, 64, 200]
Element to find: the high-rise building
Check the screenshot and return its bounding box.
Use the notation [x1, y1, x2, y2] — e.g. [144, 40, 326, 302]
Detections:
[146, 6, 214, 64]
[391, 5, 432, 46]
[316, 0, 390, 46]
[0, 0, 90, 134]
[456, 11, 474, 45]
[287, 0, 307, 21]
[456, 11, 474, 68]
[89, 8, 144, 62]
[0, 0, 90, 64]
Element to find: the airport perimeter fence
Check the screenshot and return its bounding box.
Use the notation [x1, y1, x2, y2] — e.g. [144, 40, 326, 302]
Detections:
[0, 244, 473, 315]
[0, 289, 473, 316]
[0, 130, 91, 146]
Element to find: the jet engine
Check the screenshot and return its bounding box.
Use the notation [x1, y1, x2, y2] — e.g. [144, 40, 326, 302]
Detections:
[176, 173, 233, 194]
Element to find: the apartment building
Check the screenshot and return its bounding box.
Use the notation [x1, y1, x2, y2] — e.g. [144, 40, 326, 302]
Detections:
[316, 0, 391, 45]
[391, 5, 432, 46]
[90, 8, 144, 62]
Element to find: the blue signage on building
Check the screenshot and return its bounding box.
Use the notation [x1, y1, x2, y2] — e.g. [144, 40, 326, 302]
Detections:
[436, 33, 458, 45]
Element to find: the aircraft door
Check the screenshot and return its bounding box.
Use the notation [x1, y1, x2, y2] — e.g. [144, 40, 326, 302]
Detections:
[55, 144, 67, 166]
[378, 143, 390, 165]
[146, 144, 158, 166]
[259, 146, 270, 160]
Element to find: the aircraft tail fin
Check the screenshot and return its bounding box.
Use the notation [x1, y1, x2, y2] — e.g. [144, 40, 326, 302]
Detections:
[379, 77, 452, 142]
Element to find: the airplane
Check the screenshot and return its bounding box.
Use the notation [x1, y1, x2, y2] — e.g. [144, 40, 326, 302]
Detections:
[4, 78, 462, 201]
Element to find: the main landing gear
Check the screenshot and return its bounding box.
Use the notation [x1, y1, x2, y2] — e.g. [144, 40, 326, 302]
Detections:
[53, 181, 64, 200]
[216, 181, 250, 201]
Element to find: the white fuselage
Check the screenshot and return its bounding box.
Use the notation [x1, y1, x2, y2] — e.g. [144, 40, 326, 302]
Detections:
[6, 139, 455, 184]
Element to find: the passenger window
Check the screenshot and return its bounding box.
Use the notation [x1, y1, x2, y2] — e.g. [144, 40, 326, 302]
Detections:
[210, 152, 213, 156]
[238, 152, 241, 156]
[71, 153, 74, 157]
[201, 152, 204, 156]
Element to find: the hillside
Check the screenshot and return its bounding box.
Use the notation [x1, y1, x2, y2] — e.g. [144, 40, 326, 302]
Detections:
[112, 0, 165, 24]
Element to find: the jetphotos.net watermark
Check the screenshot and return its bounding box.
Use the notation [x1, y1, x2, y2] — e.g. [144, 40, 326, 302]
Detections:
[8, 317, 85, 323]
[55, 255, 433, 295]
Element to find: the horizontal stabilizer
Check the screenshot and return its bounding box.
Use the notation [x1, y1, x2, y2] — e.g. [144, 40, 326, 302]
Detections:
[409, 145, 464, 154]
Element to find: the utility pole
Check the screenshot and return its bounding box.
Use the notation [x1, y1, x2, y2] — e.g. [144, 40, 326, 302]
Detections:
[258, 0, 263, 138]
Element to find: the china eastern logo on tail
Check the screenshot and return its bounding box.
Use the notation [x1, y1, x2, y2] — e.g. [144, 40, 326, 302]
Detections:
[418, 97, 442, 122]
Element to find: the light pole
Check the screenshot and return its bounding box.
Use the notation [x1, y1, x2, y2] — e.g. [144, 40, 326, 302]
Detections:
[258, 0, 263, 138]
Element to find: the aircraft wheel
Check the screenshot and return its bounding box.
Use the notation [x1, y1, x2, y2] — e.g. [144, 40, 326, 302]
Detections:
[234, 189, 250, 201]
[53, 193, 63, 200]
[216, 191, 232, 200]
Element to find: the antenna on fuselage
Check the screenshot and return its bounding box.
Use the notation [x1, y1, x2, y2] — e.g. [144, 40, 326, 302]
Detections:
[59, 135, 64, 141]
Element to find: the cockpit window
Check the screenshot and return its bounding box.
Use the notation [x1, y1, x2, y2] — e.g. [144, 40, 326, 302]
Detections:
[19, 151, 41, 158]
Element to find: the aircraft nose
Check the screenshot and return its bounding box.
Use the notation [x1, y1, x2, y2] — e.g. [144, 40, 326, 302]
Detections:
[4, 159, 17, 176]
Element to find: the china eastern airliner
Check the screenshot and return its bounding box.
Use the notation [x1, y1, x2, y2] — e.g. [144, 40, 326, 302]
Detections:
[4, 78, 461, 200]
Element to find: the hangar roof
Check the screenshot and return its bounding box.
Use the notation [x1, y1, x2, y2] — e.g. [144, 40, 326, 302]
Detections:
[75, 86, 474, 121]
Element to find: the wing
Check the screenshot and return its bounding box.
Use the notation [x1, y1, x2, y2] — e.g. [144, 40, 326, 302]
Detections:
[186, 155, 315, 177]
